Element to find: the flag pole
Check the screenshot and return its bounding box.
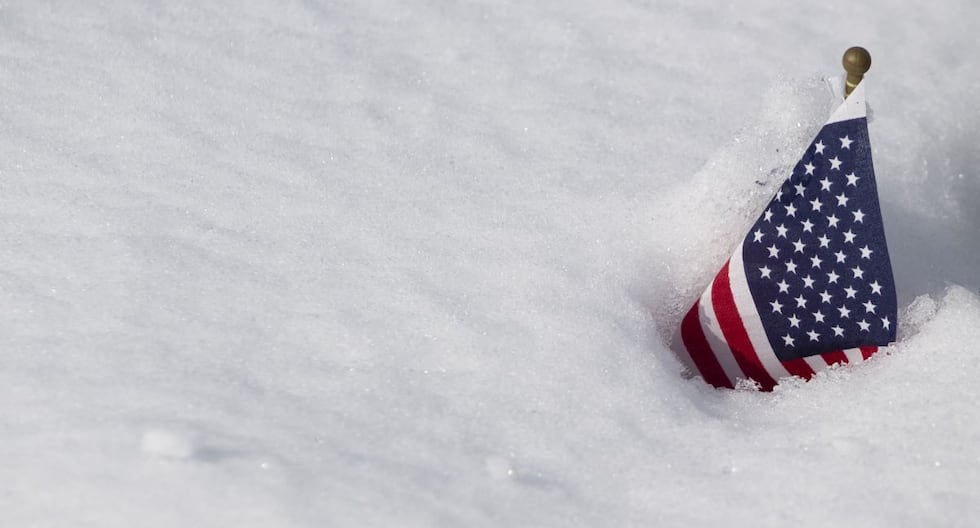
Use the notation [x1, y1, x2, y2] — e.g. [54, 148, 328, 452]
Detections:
[842, 46, 872, 98]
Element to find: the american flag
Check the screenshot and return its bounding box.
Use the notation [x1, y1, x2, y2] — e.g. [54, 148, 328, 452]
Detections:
[676, 82, 897, 390]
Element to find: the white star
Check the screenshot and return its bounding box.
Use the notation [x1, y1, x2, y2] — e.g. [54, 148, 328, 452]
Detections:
[858, 320, 871, 332]
[819, 290, 833, 304]
[783, 334, 795, 347]
[827, 270, 840, 284]
[810, 255, 823, 269]
[776, 189, 784, 201]
[881, 316, 891, 330]
[819, 177, 832, 191]
[840, 135, 853, 149]
[777, 279, 790, 293]
[852, 266, 865, 280]
[813, 310, 826, 323]
[843, 229, 857, 244]
[785, 203, 797, 217]
[785, 260, 798, 274]
[853, 209, 865, 223]
[802, 275, 815, 289]
[770, 299, 783, 313]
[801, 219, 814, 233]
[832, 324, 845, 337]
[860, 245, 873, 259]
[794, 295, 807, 309]
[836, 193, 850, 207]
[846, 172, 860, 186]
[759, 266, 772, 279]
[793, 239, 806, 253]
[788, 314, 801, 328]
[870, 280, 883, 295]
[753, 229, 764, 243]
[863, 300, 877, 314]
[827, 214, 840, 228]
[838, 305, 851, 318]
[844, 286, 857, 299]
[764, 209, 773, 222]
[809, 197, 823, 212]
[776, 224, 788, 238]
[818, 234, 831, 248]
[829, 156, 842, 170]
[767, 244, 780, 259]
[794, 182, 806, 196]
[814, 140, 826, 154]
[834, 250, 847, 263]
[804, 162, 816, 175]
[807, 329, 820, 341]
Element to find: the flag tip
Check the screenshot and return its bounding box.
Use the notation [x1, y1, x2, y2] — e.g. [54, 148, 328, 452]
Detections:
[843, 47, 872, 98]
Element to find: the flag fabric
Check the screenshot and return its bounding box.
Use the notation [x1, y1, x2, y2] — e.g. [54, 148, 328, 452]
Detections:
[675, 81, 897, 391]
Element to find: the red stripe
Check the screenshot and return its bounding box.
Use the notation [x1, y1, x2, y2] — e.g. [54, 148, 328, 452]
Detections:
[860, 346, 878, 360]
[711, 261, 777, 391]
[680, 301, 734, 389]
[821, 350, 849, 366]
[781, 358, 816, 380]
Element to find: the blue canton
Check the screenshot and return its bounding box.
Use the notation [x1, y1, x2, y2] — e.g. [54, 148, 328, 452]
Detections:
[742, 117, 897, 361]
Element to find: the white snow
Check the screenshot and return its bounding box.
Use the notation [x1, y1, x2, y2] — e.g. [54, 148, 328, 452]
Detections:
[2, 1, 978, 526]
[141, 428, 198, 460]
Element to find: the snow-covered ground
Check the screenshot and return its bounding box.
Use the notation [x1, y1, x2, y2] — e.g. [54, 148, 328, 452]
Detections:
[2, 1, 978, 526]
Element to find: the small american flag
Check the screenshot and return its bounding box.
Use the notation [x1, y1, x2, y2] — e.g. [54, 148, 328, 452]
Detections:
[676, 82, 897, 390]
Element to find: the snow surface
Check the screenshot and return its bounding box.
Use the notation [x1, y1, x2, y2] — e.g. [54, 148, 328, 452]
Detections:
[2, 1, 979, 526]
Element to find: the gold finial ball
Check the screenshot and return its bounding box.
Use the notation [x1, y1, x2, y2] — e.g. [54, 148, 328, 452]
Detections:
[842, 46, 872, 76]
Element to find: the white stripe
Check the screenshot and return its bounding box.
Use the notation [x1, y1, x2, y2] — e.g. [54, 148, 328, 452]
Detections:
[826, 81, 867, 124]
[726, 242, 793, 381]
[844, 347, 866, 364]
[824, 76, 846, 114]
[804, 356, 829, 373]
[671, 326, 697, 373]
[698, 279, 745, 386]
